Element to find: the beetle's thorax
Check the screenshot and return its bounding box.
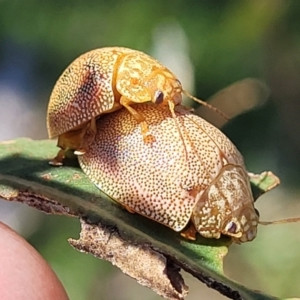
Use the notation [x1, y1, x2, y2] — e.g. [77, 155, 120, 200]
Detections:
[191, 164, 258, 243]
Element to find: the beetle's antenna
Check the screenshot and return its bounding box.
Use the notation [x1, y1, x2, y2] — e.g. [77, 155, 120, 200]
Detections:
[259, 217, 300, 225]
[183, 90, 229, 121]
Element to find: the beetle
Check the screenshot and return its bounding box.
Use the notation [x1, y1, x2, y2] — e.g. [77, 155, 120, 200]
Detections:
[47, 47, 224, 165]
[78, 103, 259, 243]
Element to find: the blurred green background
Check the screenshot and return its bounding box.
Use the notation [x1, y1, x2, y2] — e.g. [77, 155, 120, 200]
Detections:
[1, 0, 300, 299]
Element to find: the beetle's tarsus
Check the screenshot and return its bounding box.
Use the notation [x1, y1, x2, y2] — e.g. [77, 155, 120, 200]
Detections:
[140, 121, 156, 144]
[74, 149, 86, 156]
[181, 224, 197, 240]
[49, 149, 65, 166]
[143, 134, 156, 144]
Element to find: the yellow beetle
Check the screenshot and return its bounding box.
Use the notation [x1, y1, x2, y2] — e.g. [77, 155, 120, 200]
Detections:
[47, 47, 189, 165]
[78, 104, 259, 243]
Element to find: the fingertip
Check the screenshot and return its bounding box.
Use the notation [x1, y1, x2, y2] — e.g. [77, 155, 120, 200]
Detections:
[0, 222, 69, 300]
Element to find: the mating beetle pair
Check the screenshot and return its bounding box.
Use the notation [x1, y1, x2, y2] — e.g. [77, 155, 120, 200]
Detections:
[47, 47, 259, 243]
[47, 47, 185, 165]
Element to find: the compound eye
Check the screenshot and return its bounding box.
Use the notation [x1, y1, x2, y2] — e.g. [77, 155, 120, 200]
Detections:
[226, 221, 238, 234]
[154, 90, 164, 104]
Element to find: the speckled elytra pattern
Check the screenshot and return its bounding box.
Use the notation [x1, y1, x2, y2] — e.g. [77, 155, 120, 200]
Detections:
[47, 47, 182, 139]
[47, 47, 131, 138]
[78, 104, 258, 242]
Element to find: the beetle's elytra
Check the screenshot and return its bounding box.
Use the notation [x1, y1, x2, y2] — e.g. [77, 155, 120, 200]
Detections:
[78, 104, 258, 243]
[47, 47, 191, 165]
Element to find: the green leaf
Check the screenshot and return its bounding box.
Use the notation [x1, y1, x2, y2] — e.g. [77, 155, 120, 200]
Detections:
[0, 138, 295, 300]
[249, 171, 280, 201]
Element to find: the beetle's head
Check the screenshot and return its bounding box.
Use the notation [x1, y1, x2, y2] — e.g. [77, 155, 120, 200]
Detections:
[146, 69, 183, 106]
[220, 207, 259, 243]
[191, 165, 259, 243]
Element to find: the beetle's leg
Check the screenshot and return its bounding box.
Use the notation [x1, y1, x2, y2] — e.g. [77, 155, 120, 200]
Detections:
[49, 149, 65, 166]
[120, 97, 155, 143]
[180, 223, 197, 241]
[49, 121, 95, 165]
[74, 118, 97, 155]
